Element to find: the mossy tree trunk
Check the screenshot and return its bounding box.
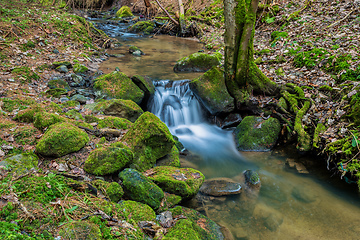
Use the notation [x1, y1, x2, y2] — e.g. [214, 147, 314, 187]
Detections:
[224, 0, 278, 108]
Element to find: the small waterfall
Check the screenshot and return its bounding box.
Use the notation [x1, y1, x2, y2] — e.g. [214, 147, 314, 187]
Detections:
[149, 80, 253, 176]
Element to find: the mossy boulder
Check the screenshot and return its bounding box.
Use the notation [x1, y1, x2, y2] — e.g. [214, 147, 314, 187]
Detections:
[156, 146, 181, 167]
[86, 99, 143, 122]
[166, 206, 224, 240]
[84, 142, 133, 176]
[73, 63, 88, 73]
[128, 46, 144, 55]
[93, 71, 144, 104]
[58, 221, 101, 240]
[47, 79, 70, 91]
[118, 168, 164, 209]
[190, 66, 234, 115]
[173, 52, 222, 72]
[117, 200, 156, 222]
[234, 116, 281, 151]
[97, 116, 132, 129]
[147, 166, 205, 199]
[121, 112, 175, 171]
[92, 179, 124, 202]
[14, 105, 42, 123]
[158, 193, 182, 212]
[128, 21, 155, 34]
[65, 109, 84, 121]
[34, 112, 67, 130]
[0, 152, 38, 174]
[36, 122, 89, 157]
[131, 75, 155, 102]
[116, 6, 133, 18]
[52, 61, 72, 68]
[45, 88, 67, 98]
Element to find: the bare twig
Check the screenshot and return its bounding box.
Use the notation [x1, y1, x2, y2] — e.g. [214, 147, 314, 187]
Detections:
[153, 0, 179, 25]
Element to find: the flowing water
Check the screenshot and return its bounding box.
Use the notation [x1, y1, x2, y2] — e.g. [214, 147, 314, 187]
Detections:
[98, 21, 360, 239]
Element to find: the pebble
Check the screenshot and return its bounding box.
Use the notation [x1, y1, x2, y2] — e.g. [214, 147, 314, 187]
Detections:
[1, 145, 13, 150]
[53, 49, 60, 54]
[0, 150, 4, 157]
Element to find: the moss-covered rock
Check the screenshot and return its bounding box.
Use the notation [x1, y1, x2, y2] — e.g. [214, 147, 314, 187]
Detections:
[84, 142, 133, 176]
[166, 206, 224, 240]
[97, 116, 132, 129]
[92, 179, 124, 202]
[121, 112, 175, 171]
[158, 193, 182, 212]
[128, 46, 144, 55]
[190, 66, 234, 115]
[173, 52, 222, 72]
[128, 21, 155, 35]
[36, 122, 89, 157]
[116, 6, 133, 18]
[34, 112, 67, 130]
[86, 99, 143, 122]
[93, 71, 144, 104]
[47, 79, 70, 91]
[14, 105, 42, 123]
[84, 115, 100, 123]
[234, 116, 281, 151]
[73, 63, 88, 73]
[52, 61, 72, 68]
[147, 166, 204, 199]
[156, 145, 181, 167]
[117, 200, 156, 222]
[131, 75, 155, 102]
[45, 88, 67, 98]
[65, 109, 84, 121]
[118, 168, 164, 209]
[0, 152, 38, 174]
[58, 221, 101, 240]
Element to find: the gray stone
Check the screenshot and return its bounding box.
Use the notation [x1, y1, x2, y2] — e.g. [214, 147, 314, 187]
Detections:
[200, 178, 242, 196]
[56, 65, 69, 73]
[70, 94, 89, 104]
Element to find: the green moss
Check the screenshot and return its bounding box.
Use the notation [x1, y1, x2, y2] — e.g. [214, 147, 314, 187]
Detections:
[119, 168, 164, 209]
[14, 125, 40, 145]
[147, 166, 205, 199]
[45, 88, 67, 98]
[97, 116, 132, 129]
[128, 21, 155, 33]
[45, 102, 63, 113]
[47, 79, 70, 90]
[158, 193, 182, 212]
[84, 142, 133, 175]
[84, 115, 100, 123]
[319, 85, 333, 92]
[11, 66, 39, 82]
[157, 145, 181, 167]
[14, 105, 42, 123]
[61, 100, 80, 108]
[106, 182, 124, 202]
[116, 6, 133, 18]
[58, 221, 101, 240]
[313, 123, 326, 148]
[93, 71, 144, 104]
[34, 112, 67, 129]
[117, 200, 156, 222]
[71, 120, 94, 130]
[73, 63, 88, 73]
[164, 219, 201, 240]
[275, 67, 285, 76]
[52, 61, 72, 68]
[0, 152, 38, 175]
[36, 122, 89, 157]
[65, 109, 84, 121]
[278, 97, 288, 110]
[121, 112, 175, 171]
[294, 100, 311, 151]
[235, 116, 281, 151]
[174, 52, 222, 72]
[270, 31, 288, 45]
[190, 66, 234, 115]
[0, 119, 16, 130]
[1, 97, 35, 112]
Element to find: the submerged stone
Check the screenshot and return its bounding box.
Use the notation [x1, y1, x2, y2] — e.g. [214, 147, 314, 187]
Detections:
[174, 52, 222, 72]
[121, 112, 175, 171]
[235, 116, 281, 151]
[200, 178, 242, 196]
[119, 168, 164, 209]
[190, 66, 234, 115]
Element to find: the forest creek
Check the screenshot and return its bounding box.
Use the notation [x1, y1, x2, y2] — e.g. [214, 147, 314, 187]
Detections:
[1, 0, 360, 239]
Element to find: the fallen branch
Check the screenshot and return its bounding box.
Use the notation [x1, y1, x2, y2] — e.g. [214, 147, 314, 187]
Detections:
[154, 0, 179, 25]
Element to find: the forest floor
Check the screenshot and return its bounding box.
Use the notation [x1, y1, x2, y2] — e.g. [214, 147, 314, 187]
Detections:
[0, 0, 360, 238]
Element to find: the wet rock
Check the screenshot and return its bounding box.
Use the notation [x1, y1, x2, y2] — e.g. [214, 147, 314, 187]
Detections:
[235, 116, 281, 151]
[121, 112, 175, 171]
[131, 75, 155, 100]
[129, 46, 144, 55]
[146, 166, 204, 199]
[244, 170, 261, 186]
[190, 67, 234, 115]
[175, 127, 193, 135]
[220, 113, 242, 129]
[291, 187, 316, 203]
[84, 142, 133, 175]
[200, 178, 242, 196]
[56, 65, 69, 73]
[132, 50, 142, 57]
[157, 211, 173, 228]
[119, 168, 164, 209]
[174, 52, 222, 72]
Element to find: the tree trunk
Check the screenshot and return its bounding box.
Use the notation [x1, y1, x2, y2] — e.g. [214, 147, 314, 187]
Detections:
[224, 0, 278, 108]
[177, 0, 186, 35]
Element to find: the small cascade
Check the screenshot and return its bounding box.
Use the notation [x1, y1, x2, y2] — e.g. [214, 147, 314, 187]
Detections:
[149, 80, 253, 176]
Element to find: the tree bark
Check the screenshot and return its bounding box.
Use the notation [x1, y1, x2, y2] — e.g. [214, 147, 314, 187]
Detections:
[177, 0, 186, 35]
[224, 0, 278, 107]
